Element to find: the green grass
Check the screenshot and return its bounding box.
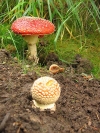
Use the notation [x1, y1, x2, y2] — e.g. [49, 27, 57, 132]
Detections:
[1, 0, 100, 36]
[0, 0, 100, 78]
[44, 32, 100, 79]
[0, 24, 100, 78]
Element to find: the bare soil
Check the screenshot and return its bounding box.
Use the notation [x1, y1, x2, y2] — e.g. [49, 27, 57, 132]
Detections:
[0, 49, 100, 133]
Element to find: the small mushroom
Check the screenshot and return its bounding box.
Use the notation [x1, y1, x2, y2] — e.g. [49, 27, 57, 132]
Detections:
[49, 64, 65, 74]
[11, 16, 55, 64]
[31, 76, 61, 111]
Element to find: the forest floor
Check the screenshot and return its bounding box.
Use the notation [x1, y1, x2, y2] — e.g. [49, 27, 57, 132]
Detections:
[0, 49, 100, 133]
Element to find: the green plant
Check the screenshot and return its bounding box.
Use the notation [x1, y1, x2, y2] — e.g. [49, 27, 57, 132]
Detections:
[1, 0, 100, 37]
[0, 0, 100, 78]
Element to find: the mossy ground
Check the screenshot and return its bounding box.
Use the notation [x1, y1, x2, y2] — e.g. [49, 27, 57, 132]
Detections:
[39, 32, 100, 79]
[0, 24, 100, 78]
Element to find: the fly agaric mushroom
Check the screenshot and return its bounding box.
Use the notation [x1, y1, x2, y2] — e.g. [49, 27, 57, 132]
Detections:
[31, 76, 61, 111]
[11, 16, 55, 64]
[49, 64, 65, 74]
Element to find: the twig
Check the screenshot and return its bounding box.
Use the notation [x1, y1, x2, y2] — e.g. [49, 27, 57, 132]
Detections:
[96, 112, 100, 120]
[90, 126, 99, 131]
[16, 124, 27, 133]
[16, 124, 22, 133]
[0, 112, 10, 132]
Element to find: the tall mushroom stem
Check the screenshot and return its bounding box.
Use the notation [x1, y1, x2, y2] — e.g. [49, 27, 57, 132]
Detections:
[23, 35, 39, 64]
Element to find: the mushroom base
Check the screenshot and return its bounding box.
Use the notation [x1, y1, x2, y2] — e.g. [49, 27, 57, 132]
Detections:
[32, 100, 56, 111]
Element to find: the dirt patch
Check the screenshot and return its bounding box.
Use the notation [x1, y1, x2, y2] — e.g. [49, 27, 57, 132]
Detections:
[0, 49, 100, 133]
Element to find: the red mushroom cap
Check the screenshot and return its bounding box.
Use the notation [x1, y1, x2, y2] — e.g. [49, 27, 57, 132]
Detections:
[11, 16, 55, 36]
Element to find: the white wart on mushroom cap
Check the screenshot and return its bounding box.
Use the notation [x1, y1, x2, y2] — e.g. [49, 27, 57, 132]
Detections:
[11, 16, 55, 63]
[31, 76, 61, 110]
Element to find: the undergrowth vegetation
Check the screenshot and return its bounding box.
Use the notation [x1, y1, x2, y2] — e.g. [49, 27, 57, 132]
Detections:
[0, 0, 100, 78]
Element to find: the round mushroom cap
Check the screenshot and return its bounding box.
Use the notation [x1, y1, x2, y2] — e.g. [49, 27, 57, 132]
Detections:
[31, 76, 61, 105]
[49, 64, 60, 74]
[11, 16, 55, 35]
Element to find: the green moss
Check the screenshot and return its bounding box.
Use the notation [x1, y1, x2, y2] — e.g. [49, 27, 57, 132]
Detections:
[1, 24, 100, 79]
[45, 32, 100, 79]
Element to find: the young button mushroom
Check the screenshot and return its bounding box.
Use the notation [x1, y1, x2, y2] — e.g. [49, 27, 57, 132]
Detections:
[11, 16, 55, 64]
[31, 76, 61, 111]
